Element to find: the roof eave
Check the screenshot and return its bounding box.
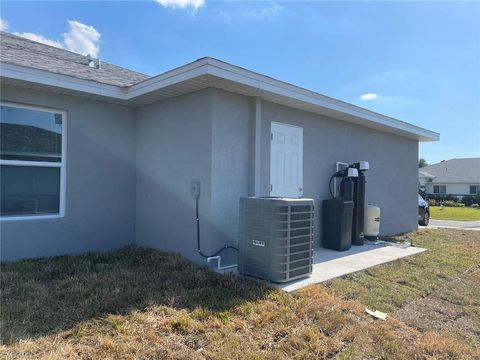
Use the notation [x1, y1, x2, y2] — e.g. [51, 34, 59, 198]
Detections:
[0, 58, 440, 142]
[203, 58, 439, 142]
[0, 62, 128, 100]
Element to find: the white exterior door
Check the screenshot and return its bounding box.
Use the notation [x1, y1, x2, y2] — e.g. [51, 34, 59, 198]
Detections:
[270, 122, 303, 198]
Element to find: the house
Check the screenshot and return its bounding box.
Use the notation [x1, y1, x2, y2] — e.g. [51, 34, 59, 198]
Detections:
[419, 158, 480, 198]
[0, 31, 439, 263]
[418, 169, 436, 191]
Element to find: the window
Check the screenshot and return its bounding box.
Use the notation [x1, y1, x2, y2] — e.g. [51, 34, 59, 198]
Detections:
[433, 185, 446, 194]
[1, 103, 66, 219]
[470, 185, 479, 195]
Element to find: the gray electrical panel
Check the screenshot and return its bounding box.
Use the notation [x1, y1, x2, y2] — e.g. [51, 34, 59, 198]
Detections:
[239, 197, 315, 283]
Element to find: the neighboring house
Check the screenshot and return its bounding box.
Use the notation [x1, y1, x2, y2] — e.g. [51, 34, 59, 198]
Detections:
[418, 169, 436, 191]
[0, 32, 439, 263]
[420, 158, 480, 198]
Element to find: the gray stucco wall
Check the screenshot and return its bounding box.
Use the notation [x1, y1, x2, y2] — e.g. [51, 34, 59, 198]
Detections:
[1, 84, 419, 263]
[206, 90, 418, 253]
[210, 89, 252, 263]
[135, 89, 214, 263]
[135, 89, 251, 266]
[0, 85, 136, 261]
[259, 100, 419, 240]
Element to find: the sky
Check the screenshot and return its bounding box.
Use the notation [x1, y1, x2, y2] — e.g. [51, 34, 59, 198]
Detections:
[1, 1, 479, 164]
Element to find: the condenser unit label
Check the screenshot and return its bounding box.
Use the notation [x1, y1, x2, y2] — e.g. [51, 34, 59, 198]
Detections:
[252, 240, 265, 247]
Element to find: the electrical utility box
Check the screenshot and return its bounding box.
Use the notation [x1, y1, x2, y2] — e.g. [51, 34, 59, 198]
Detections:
[239, 197, 315, 283]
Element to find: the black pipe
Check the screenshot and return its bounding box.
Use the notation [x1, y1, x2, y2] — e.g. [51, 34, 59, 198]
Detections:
[195, 195, 238, 258]
[351, 170, 366, 245]
[329, 174, 335, 198]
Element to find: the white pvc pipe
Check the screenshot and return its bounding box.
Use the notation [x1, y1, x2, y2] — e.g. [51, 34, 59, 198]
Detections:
[207, 256, 238, 271]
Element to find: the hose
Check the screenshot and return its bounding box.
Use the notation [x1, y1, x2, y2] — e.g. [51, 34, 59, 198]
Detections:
[329, 174, 336, 198]
[329, 170, 348, 199]
[195, 195, 238, 258]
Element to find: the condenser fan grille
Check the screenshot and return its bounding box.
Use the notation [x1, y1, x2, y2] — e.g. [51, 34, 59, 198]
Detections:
[239, 198, 314, 283]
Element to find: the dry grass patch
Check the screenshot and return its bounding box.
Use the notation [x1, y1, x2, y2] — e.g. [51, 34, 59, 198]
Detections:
[326, 229, 480, 312]
[0, 246, 270, 344]
[2, 230, 480, 359]
[394, 270, 480, 347]
[326, 228, 480, 348]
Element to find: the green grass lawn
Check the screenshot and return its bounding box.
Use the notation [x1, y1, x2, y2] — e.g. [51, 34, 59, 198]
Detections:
[430, 206, 480, 221]
[1, 229, 480, 359]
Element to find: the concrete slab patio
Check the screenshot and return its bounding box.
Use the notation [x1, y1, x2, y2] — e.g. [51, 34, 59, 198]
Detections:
[274, 242, 427, 292]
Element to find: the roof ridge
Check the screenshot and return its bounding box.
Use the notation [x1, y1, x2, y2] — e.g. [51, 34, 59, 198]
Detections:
[433, 158, 480, 163]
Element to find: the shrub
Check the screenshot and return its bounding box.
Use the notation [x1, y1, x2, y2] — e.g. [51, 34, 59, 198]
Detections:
[426, 194, 460, 203]
[471, 204, 479, 208]
[461, 195, 480, 207]
[427, 199, 437, 206]
[426, 195, 463, 207]
[426, 194, 480, 207]
[444, 201, 465, 207]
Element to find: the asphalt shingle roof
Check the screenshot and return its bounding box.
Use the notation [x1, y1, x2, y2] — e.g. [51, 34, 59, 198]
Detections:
[418, 170, 435, 178]
[0, 31, 150, 87]
[420, 158, 480, 183]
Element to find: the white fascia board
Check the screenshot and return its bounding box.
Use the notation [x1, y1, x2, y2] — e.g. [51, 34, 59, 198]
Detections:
[126, 58, 209, 98]
[1, 58, 211, 100]
[1, 58, 440, 142]
[203, 58, 440, 142]
[0, 62, 127, 99]
[429, 181, 480, 184]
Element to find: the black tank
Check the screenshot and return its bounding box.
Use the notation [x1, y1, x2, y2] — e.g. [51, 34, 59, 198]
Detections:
[352, 171, 366, 245]
[339, 177, 355, 201]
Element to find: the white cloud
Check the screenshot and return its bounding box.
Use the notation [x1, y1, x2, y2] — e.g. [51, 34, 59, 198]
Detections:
[156, 0, 205, 11]
[15, 32, 64, 48]
[359, 93, 379, 101]
[241, 3, 283, 20]
[14, 20, 100, 57]
[358, 93, 420, 104]
[63, 20, 100, 57]
[0, 18, 8, 31]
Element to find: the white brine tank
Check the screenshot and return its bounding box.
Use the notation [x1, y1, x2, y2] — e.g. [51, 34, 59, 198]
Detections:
[364, 205, 380, 237]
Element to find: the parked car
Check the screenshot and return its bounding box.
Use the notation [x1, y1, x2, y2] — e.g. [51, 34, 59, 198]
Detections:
[418, 194, 429, 226]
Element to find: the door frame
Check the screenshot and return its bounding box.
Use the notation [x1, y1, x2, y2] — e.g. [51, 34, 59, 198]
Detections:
[270, 121, 304, 198]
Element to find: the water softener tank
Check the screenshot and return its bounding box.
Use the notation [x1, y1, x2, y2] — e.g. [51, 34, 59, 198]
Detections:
[364, 205, 380, 238]
[339, 177, 355, 201]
